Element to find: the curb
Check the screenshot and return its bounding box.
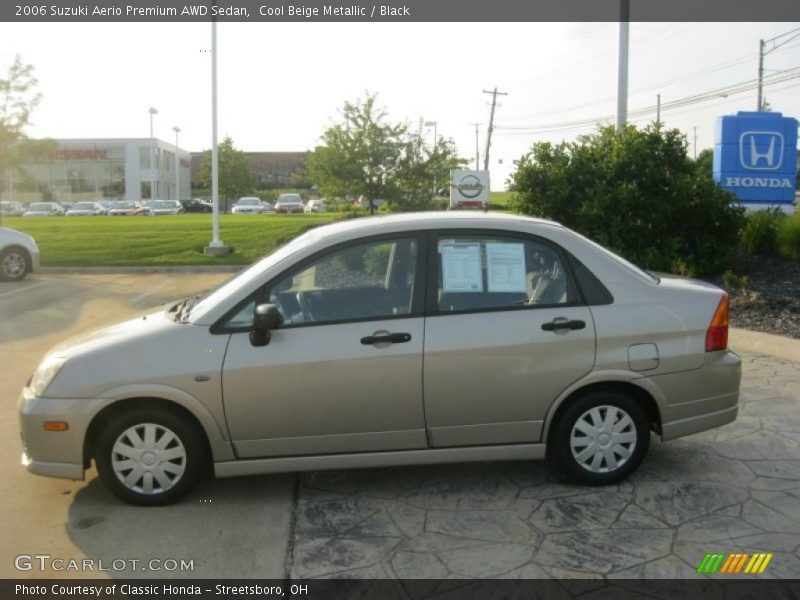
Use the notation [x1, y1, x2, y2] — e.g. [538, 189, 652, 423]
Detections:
[39, 265, 244, 274]
[729, 328, 800, 363]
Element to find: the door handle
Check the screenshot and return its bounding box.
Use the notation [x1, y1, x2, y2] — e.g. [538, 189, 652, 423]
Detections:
[541, 319, 586, 332]
[360, 333, 412, 345]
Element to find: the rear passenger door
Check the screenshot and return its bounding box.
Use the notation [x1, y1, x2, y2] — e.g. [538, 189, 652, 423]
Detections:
[423, 232, 596, 447]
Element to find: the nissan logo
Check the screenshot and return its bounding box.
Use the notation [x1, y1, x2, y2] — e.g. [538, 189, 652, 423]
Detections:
[457, 175, 485, 199]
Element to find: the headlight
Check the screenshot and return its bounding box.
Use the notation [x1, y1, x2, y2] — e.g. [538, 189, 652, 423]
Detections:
[30, 355, 67, 397]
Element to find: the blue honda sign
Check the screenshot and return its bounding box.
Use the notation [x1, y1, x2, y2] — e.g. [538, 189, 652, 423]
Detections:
[713, 111, 798, 212]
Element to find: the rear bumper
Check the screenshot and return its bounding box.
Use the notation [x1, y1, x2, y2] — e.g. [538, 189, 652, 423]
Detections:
[636, 350, 742, 441]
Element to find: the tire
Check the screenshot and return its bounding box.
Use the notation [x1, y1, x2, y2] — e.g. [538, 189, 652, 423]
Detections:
[95, 408, 208, 506]
[1, 246, 30, 281]
[549, 391, 649, 485]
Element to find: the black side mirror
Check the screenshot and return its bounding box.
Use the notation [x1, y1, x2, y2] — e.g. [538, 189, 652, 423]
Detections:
[249, 303, 283, 347]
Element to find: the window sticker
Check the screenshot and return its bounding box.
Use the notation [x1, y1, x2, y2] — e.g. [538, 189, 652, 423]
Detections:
[486, 243, 527, 293]
[441, 242, 482, 292]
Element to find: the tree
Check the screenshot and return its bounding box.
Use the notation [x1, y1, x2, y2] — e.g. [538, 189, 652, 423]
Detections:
[395, 122, 467, 210]
[197, 137, 258, 202]
[509, 124, 746, 275]
[694, 148, 714, 179]
[1, 56, 53, 204]
[305, 94, 407, 215]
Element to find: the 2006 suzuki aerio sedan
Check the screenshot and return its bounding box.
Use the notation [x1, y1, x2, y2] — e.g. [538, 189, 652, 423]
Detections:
[19, 213, 741, 505]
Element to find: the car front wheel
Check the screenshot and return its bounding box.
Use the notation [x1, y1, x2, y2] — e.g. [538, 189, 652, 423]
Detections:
[550, 391, 649, 485]
[1, 246, 30, 281]
[95, 408, 207, 505]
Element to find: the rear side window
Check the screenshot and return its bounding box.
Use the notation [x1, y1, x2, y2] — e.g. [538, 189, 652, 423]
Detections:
[568, 255, 614, 305]
[433, 235, 577, 313]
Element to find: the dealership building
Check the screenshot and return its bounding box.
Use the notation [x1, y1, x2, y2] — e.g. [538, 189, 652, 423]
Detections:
[2, 138, 192, 203]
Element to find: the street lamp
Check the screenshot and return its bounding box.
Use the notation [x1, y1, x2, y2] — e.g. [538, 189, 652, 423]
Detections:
[172, 126, 181, 202]
[424, 120, 437, 195]
[148, 107, 158, 200]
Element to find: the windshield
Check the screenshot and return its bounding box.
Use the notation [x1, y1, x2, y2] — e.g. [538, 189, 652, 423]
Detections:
[153, 201, 173, 209]
[119, 202, 135, 208]
[73, 202, 95, 210]
[29, 203, 51, 210]
[278, 195, 301, 203]
[238, 199, 260, 206]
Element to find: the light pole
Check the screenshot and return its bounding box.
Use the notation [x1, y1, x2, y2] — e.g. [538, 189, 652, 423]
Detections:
[148, 107, 158, 200]
[424, 120, 437, 195]
[172, 126, 181, 202]
[205, 18, 226, 253]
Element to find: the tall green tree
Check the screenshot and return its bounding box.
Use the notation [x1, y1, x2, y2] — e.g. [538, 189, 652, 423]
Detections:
[1, 56, 53, 203]
[197, 137, 258, 201]
[509, 124, 745, 275]
[305, 94, 407, 214]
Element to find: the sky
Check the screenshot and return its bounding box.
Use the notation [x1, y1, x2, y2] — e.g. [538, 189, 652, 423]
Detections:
[1, 21, 799, 189]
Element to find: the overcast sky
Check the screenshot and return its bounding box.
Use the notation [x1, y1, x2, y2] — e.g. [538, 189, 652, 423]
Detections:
[1, 21, 799, 189]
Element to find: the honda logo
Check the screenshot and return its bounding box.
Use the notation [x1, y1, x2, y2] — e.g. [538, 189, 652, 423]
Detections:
[739, 131, 784, 171]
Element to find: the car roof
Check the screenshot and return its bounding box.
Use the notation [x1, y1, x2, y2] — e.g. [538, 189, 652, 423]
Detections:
[304, 212, 562, 242]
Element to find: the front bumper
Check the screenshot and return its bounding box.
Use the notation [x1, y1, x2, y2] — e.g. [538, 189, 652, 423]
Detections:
[18, 389, 92, 481]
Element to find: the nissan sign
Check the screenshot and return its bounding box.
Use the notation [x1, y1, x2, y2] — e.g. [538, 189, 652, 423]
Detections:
[450, 170, 490, 208]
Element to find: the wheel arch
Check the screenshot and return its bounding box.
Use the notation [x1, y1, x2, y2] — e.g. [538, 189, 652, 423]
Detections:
[83, 396, 228, 469]
[542, 379, 662, 446]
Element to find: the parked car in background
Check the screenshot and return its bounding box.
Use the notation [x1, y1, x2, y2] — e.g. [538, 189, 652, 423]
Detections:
[304, 199, 326, 213]
[275, 193, 304, 214]
[23, 202, 64, 217]
[0, 226, 39, 281]
[232, 197, 264, 215]
[0, 201, 26, 216]
[18, 213, 741, 505]
[181, 199, 213, 213]
[148, 200, 181, 216]
[108, 201, 147, 216]
[66, 202, 106, 216]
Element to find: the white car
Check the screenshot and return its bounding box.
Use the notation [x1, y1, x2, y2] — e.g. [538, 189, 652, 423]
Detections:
[232, 197, 264, 215]
[275, 193, 304, 214]
[66, 202, 105, 216]
[149, 200, 182, 216]
[0, 201, 26, 216]
[23, 202, 64, 217]
[0, 227, 40, 281]
[304, 199, 326, 213]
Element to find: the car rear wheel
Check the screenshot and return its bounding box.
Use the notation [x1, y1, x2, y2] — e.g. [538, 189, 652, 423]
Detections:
[550, 391, 649, 485]
[95, 408, 207, 505]
[1, 246, 30, 281]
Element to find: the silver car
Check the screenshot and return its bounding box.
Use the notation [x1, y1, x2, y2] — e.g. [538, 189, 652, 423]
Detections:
[1, 227, 40, 281]
[19, 213, 741, 505]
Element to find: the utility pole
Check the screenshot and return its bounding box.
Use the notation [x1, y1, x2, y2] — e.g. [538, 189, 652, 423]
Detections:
[757, 39, 765, 111]
[656, 94, 661, 125]
[472, 123, 481, 170]
[483, 87, 507, 171]
[758, 27, 800, 111]
[616, 0, 630, 131]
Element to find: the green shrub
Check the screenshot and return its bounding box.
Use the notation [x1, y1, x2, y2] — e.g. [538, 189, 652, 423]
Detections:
[740, 208, 784, 257]
[779, 211, 800, 260]
[509, 124, 746, 275]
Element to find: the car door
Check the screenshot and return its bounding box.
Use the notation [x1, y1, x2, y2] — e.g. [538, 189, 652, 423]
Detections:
[220, 234, 428, 458]
[423, 231, 596, 447]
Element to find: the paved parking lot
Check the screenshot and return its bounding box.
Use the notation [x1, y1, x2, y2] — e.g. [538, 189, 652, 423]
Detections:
[1, 273, 798, 580]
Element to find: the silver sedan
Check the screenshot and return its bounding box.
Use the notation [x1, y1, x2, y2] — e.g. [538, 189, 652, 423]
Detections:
[19, 213, 740, 504]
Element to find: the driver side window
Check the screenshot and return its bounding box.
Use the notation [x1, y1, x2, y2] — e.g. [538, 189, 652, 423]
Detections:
[268, 237, 418, 326]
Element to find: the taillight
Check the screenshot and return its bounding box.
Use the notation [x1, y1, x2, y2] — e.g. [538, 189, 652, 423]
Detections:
[705, 293, 729, 352]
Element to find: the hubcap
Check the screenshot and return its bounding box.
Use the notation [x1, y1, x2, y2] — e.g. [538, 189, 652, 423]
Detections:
[111, 423, 186, 495]
[570, 405, 637, 474]
[2, 252, 26, 279]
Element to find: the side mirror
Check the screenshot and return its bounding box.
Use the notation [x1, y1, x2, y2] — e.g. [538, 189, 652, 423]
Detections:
[249, 303, 283, 347]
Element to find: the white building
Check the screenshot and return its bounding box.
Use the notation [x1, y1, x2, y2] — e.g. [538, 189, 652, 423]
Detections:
[3, 138, 191, 203]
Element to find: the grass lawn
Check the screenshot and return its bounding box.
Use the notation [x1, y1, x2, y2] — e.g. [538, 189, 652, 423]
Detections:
[490, 191, 514, 208]
[3, 214, 342, 267]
